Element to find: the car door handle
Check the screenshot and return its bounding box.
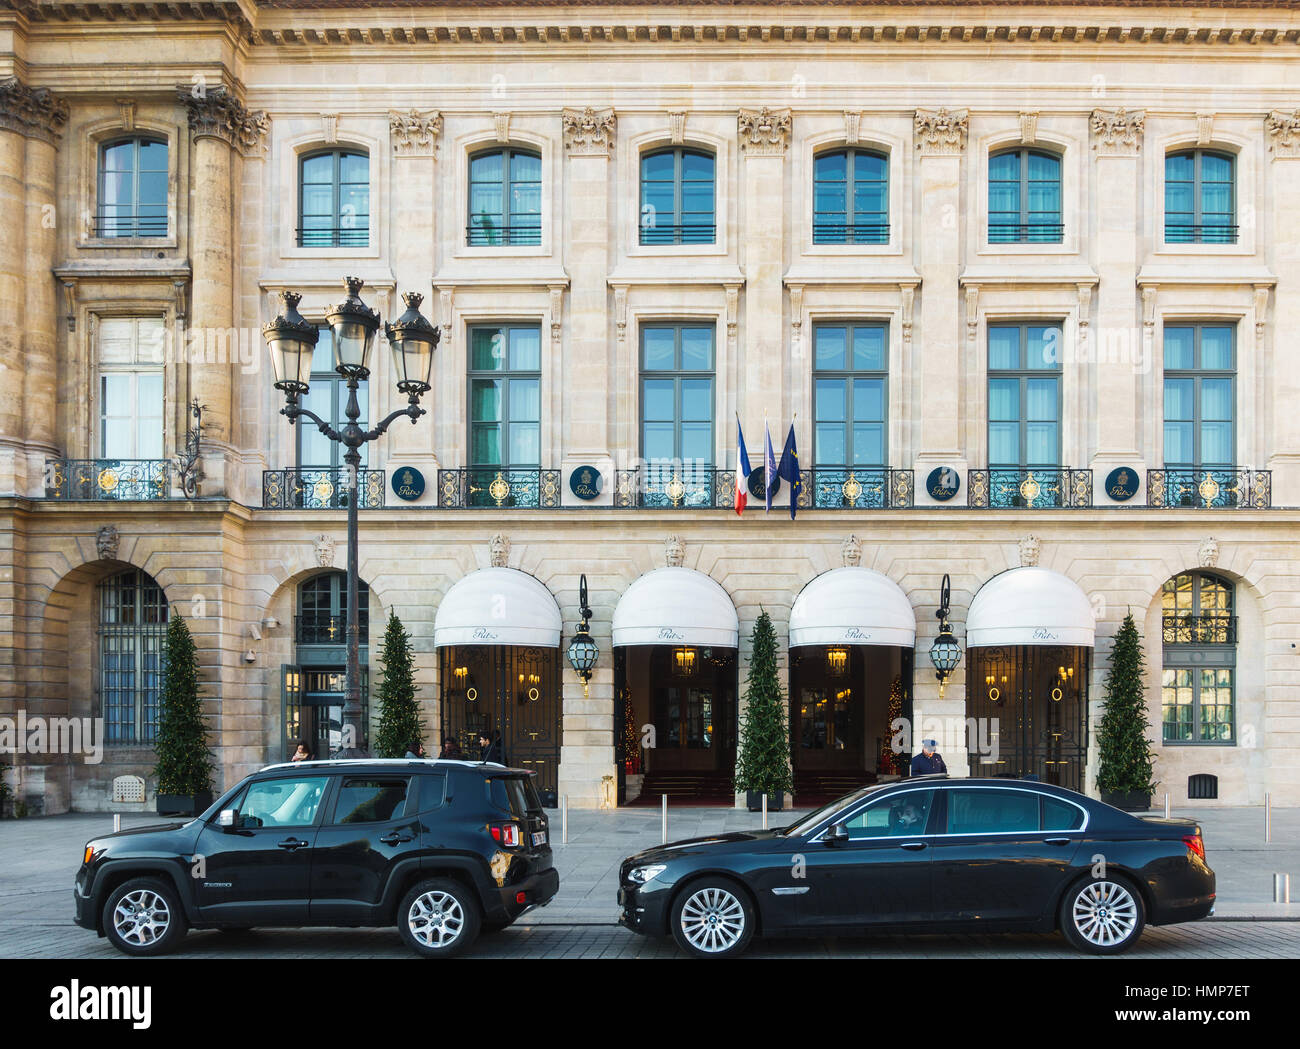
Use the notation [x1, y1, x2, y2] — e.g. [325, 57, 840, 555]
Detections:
[1045, 837, 1072, 846]
[277, 838, 309, 851]
[898, 841, 928, 851]
[379, 833, 414, 846]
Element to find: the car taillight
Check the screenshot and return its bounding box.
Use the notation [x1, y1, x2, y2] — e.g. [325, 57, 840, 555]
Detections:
[489, 822, 521, 848]
[1183, 833, 1205, 860]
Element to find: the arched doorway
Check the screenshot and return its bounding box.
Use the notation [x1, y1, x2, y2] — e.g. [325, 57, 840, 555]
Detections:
[966, 567, 1094, 791]
[611, 567, 740, 805]
[434, 567, 563, 799]
[281, 571, 370, 761]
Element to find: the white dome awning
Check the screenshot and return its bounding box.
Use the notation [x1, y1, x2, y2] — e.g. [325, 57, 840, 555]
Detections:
[612, 567, 739, 648]
[967, 567, 1096, 649]
[789, 567, 916, 648]
[433, 567, 562, 648]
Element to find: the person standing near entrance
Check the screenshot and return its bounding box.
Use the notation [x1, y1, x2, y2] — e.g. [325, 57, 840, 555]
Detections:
[911, 739, 947, 776]
[481, 731, 505, 765]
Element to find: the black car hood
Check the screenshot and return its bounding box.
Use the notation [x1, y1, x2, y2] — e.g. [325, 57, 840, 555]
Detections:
[627, 828, 785, 865]
[89, 819, 194, 846]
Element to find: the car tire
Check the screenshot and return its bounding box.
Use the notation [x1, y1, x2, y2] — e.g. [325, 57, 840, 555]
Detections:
[102, 877, 188, 956]
[398, 878, 481, 958]
[1059, 874, 1146, 955]
[669, 877, 756, 959]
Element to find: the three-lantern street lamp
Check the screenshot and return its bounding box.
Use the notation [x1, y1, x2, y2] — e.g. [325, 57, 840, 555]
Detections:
[263, 277, 439, 757]
[929, 572, 963, 699]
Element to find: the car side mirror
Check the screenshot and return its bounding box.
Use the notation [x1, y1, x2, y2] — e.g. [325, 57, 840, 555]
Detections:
[826, 823, 849, 847]
[217, 809, 236, 830]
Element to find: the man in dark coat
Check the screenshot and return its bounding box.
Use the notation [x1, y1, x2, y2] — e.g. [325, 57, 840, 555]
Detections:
[910, 738, 947, 776]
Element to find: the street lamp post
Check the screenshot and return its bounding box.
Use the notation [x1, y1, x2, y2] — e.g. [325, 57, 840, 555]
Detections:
[264, 278, 439, 757]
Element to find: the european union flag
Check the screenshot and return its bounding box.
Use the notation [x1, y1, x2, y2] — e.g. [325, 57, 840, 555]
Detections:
[777, 423, 802, 519]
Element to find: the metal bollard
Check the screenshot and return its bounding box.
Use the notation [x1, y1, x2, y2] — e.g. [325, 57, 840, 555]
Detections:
[762, 793, 768, 830]
[1164, 793, 1170, 819]
[662, 794, 668, 844]
[113, 813, 121, 833]
[1274, 873, 1291, 904]
[1266, 793, 1272, 844]
[561, 795, 568, 845]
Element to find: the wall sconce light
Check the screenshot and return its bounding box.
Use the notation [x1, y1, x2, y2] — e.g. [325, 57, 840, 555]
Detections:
[929, 573, 963, 699]
[825, 647, 849, 677]
[672, 646, 697, 677]
[565, 573, 599, 697]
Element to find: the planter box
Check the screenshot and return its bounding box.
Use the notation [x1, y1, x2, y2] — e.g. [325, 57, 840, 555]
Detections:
[746, 790, 784, 812]
[156, 791, 213, 817]
[1101, 790, 1151, 812]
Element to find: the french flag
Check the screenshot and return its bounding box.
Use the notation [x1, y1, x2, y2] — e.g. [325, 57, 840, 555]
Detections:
[734, 415, 751, 516]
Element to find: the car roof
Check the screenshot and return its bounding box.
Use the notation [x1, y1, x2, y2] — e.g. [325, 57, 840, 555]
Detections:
[256, 758, 526, 778]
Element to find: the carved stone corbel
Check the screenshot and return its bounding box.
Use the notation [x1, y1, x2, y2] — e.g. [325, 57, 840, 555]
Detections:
[1090, 108, 1145, 155]
[668, 111, 685, 145]
[914, 108, 968, 155]
[1265, 109, 1300, 157]
[562, 107, 616, 155]
[738, 107, 792, 156]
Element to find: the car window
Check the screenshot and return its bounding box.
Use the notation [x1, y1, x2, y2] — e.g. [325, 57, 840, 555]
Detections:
[1043, 796, 1086, 831]
[239, 776, 329, 829]
[489, 775, 542, 817]
[330, 776, 413, 824]
[783, 785, 884, 837]
[417, 773, 447, 813]
[947, 788, 1041, 834]
[843, 791, 934, 839]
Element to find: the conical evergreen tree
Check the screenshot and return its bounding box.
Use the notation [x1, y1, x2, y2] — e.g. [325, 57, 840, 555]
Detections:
[153, 615, 214, 795]
[1096, 612, 1157, 796]
[372, 611, 424, 758]
[734, 610, 794, 797]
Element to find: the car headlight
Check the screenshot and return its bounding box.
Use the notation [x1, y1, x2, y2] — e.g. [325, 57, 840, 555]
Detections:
[628, 864, 667, 885]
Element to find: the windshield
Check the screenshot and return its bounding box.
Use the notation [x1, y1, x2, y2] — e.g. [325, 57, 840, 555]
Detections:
[780, 784, 892, 837]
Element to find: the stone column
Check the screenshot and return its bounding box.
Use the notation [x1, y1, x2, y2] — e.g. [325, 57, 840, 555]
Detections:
[739, 107, 791, 455]
[560, 107, 615, 493]
[913, 109, 969, 504]
[1089, 109, 1146, 501]
[1266, 110, 1300, 505]
[178, 87, 268, 497]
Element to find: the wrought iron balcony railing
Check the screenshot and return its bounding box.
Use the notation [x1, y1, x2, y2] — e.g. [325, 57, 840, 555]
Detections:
[968, 468, 1093, 508]
[262, 468, 385, 509]
[295, 612, 370, 646]
[1147, 468, 1271, 509]
[95, 212, 168, 238]
[639, 223, 717, 246]
[45, 459, 171, 500]
[1164, 223, 1238, 245]
[800, 467, 915, 509]
[438, 468, 562, 509]
[613, 465, 734, 509]
[812, 222, 890, 245]
[1162, 613, 1237, 646]
[988, 222, 1064, 243]
[466, 224, 542, 247]
[296, 226, 370, 248]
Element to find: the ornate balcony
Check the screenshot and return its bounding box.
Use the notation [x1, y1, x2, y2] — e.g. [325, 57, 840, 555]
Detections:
[968, 468, 1093, 508]
[613, 465, 734, 509]
[262, 468, 385, 509]
[437, 467, 562, 509]
[1162, 613, 1237, 646]
[800, 468, 915, 509]
[1147, 468, 1271, 509]
[45, 459, 171, 501]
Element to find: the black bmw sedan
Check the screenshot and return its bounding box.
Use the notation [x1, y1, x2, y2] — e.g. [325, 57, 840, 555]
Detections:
[617, 777, 1215, 958]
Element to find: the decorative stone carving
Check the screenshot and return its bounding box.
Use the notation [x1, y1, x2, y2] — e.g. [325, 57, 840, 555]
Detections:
[1019, 111, 1039, 145]
[1198, 536, 1220, 569]
[841, 535, 862, 567]
[665, 534, 685, 568]
[1141, 284, 1159, 335]
[1077, 284, 1092, 348]
[117, 99, 136, 132]
[738, 106, 792, 155]
[1090, 108, 1145, 155]
[1265, 110, 1300, 157]
[1196, 112, 1215, 146]
[844, 110, 861, 145]
[965, 284, 980, 346]
[489, 532, 510, 568]
[1255, 284, 1271, 339]
[438, 287, 454, 349]
[725, 283, 740, 344]
[900, 284, 915, 345]
[389, 109, 442, 156]
[1018, 534, 1041, 568]
[614, 284, 629, 346]
[668, 111, 686, 145]
[313, 534, 336, 568]
[0, 77, 69, 145]
[178, 86, 270, 155]
[493, 112, 511, 144]
[914, 108, 968, 155]
[549, 285, 564, 353]
[96, 525, 120, 561]
[789, 284, 805, 354]
[321, 113, 339, 145]
[562, 107, 616, 155]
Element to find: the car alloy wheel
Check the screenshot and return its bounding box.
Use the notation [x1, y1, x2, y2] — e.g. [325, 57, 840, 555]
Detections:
[408, 890, 466, 950]
[112, 887, 172, 948]
[678, 886, 747, 955]
[1072, 880, 1140, 948]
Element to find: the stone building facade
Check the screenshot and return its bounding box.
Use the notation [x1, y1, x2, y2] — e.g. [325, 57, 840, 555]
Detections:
[1, 1, 1299, 813]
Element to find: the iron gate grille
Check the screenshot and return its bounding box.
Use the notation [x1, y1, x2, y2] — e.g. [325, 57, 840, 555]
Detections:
[439, 645, 561, 796]
[98, 570, 169, 744]
[967, 645, 1089, 793]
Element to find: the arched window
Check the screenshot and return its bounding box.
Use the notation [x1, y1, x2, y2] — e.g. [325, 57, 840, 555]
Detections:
[1161, 572, 1236, 743]
[1165, 150, 1235, 244]
[813, 148, 889, 244]
[468, 147, 541, 246]
[98, 136, 168, 237]
[640, 148, 715, 245]
[989, 148, 1062, 243]
[298, 149, 369, 247]
[297, 572, 369, 645]
[98, 569, 168, 744]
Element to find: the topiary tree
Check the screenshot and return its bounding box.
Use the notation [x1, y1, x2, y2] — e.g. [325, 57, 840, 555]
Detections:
[372, 611, 424, 758]
[1096, 611, 1157, 799]
[153, 614, 215, 796]
[734, 610, 794, 800]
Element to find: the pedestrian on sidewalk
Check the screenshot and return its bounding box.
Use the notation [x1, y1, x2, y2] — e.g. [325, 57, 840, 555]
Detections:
[911, 738, 947, 776]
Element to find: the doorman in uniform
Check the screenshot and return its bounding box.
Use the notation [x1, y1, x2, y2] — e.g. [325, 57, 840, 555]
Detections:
[911, 738, 947, 776]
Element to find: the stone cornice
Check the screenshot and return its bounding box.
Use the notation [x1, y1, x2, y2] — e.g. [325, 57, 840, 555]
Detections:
[0, 76, 69, 145]
[178, 85, 270, 155]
